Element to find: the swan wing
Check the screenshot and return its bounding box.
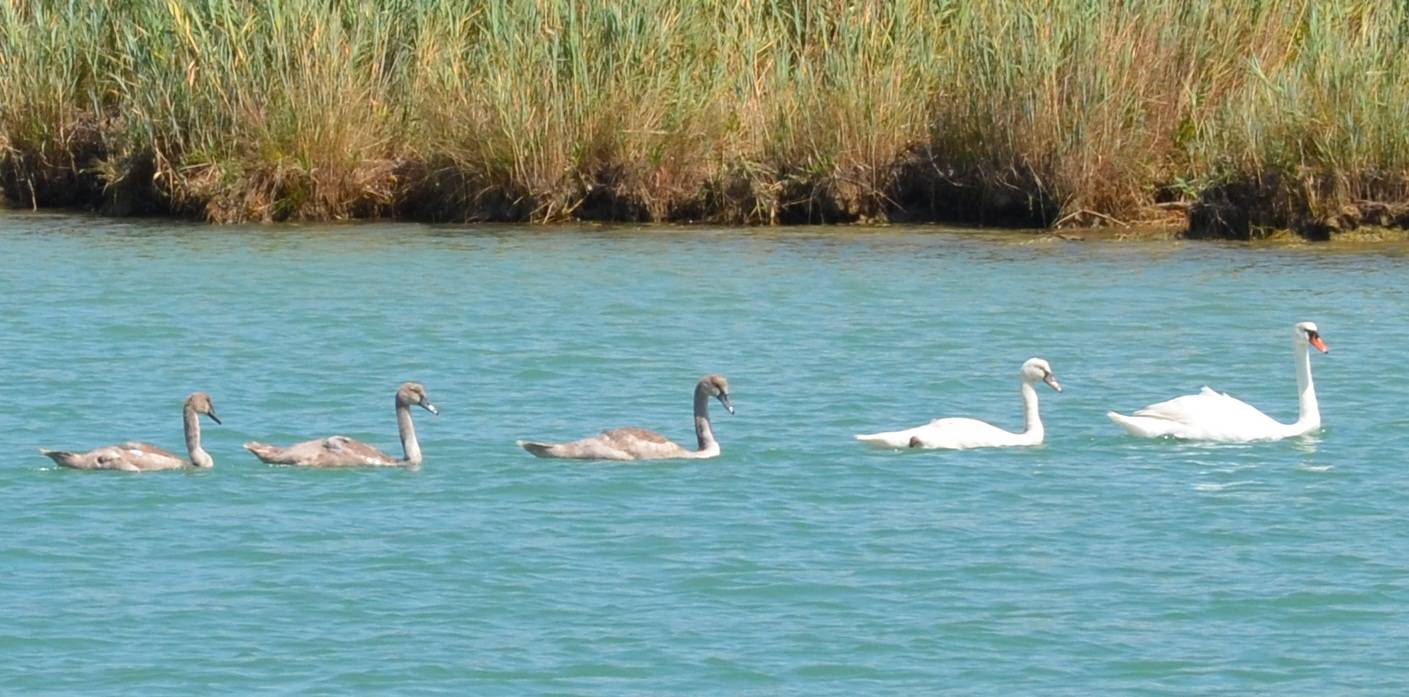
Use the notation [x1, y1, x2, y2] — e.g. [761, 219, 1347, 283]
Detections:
[855, 424, 931, 449]
[596, 428, 689, 460]
[247, 436, 394, 466]
[519, 427, 688, 460]
[1116, 386, 1282, 441]
[857, 418, 1027, 449]
[1133, 387, 1271, 424]
[42, 445, 155, 471]
[910, 418, 1029, 449]
[112, 441, 188, 470]
[317, 436, 396, 466]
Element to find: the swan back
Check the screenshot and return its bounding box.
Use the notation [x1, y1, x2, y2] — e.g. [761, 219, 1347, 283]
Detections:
[245, 436, 399, 466]
[1108, 387, 1286, 441]
[519, 428, 692, 460]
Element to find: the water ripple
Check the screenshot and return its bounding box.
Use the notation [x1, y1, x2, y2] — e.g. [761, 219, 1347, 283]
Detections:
[2, 215, 1408, 695]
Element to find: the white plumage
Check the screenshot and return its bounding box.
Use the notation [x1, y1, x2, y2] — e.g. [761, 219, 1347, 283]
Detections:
[1107, 321, 1328, 442]
[856, 357, 1062, 450]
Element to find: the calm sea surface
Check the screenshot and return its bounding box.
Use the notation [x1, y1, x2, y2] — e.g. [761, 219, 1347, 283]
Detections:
[2, 213, 1407, 695]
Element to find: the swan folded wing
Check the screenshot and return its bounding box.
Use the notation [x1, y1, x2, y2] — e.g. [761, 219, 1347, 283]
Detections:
[89, 446, 137, 470]
[1131, 395, 1201, 422]
[911, 418, 1025, 449]
[323, 435, 355, 452]
[521, 428, 691, 460]
[601, 427, 671, 445]
[114, 441, 187, 470]
[1128, 386, 1284, 441]
[320, 435, 396, 465]
[858, 418, 1019, 449]
[118, 441, 179, 458]
[596, 427, 687, 459]
[248, 436, 389, 466]
[855, 425, 928, 449]
[1133, 387, 1266, 423]
[92, 449, 125, 468]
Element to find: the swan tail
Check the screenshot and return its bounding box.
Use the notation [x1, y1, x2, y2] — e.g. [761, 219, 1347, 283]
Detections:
[243, 441, 285, 463]
[1106, 411, 1137, 432]
[1107, 411, 1169, 438]
[39, 449, 80, 468]
[517, 440, 560, 458]
[854, 432, 910, 449]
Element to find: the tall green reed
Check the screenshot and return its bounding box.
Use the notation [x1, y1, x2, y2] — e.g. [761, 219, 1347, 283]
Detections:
[0, 0, 1404, 231]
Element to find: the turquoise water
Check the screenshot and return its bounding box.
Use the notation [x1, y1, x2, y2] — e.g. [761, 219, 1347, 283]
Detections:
[2, 212, 1408, 695]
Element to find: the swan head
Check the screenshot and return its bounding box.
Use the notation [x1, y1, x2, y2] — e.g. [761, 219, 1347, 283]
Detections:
[1295, 322, 1329, 353]
[184, 392, 222, 425]
[397, 382, 439, 415]
[1020, 358, 1061, 392]
[699, 374, 734, 414]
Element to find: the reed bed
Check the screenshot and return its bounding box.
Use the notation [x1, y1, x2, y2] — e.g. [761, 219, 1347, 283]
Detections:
[1, 0, 1406, 234]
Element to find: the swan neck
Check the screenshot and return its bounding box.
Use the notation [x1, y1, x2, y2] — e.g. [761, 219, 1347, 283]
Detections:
[183, 404, 211, 467]
[1294, 339, 1320, 431]
[1021, 380, 1044, 441]
[397, 402, 422, 466]
[693, 385, 718, 455]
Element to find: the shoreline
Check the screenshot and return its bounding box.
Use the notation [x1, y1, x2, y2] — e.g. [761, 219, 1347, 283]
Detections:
[3, 156, 1407, 241]
[9, 155, 1403, 242]
[7, 204, 1409, 246]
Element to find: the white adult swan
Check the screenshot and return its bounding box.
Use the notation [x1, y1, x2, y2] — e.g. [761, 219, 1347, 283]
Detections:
[40, 392, 222, 471]
[1107, 321, 1329, 442]
[244, 382, 438, 467]
[517, 375, 734, 460]
[855, 358, 1062, 449]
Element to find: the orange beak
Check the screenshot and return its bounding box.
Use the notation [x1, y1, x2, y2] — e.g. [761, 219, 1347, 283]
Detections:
[1309, 335, 1329, 353]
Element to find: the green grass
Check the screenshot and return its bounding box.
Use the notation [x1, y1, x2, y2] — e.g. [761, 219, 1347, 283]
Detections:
[2, 0, 1407, 233]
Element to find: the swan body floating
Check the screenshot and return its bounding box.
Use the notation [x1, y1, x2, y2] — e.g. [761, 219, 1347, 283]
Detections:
[856, 358, 1062, 450]
[1107, 322, 1328, 442]
[40, 392, 222, 471]
[244, 382, 437, 467]
[518, 375, 734, 460]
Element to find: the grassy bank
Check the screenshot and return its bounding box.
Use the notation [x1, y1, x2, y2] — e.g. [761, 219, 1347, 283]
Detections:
[2, 0, 1407, 236]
